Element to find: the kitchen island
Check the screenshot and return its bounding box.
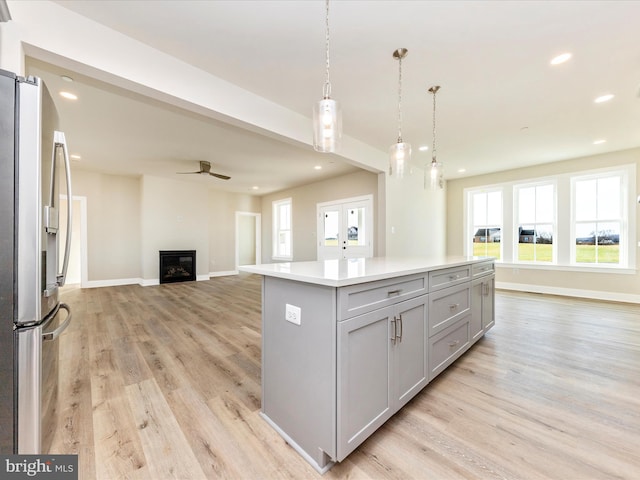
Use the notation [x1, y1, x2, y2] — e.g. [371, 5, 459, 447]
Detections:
[240, 256, 495, 473]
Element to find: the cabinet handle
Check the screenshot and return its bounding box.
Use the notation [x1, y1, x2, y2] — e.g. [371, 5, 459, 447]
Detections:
[448, 303, 459, 311]
[448, 274, 459, 281]
[390, 317, 397, 344]
[448, 340, 460, 348]
[387, 289, 402, 297]
[396, 314, 403, 343]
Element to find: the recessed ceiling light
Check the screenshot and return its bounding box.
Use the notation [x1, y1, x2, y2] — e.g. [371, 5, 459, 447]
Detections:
[457, 168, 466, 173]
[59, 91, 77, 100]
[593, 139, 606, 145]
[418, 145, 429, 152]
[70, 154, 81, 160]
[61, 75, 74, 82]
[550, 53, 572, 65]
[594, 94, 614, 103]
[314, 165, 322, 170]
[251, 186, 259, 190]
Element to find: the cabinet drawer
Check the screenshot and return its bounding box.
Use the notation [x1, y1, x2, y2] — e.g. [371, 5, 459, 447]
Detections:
[429, 316, 470, 380]
[429, 265, 471, 292]
[338, 273, 428, 320]
[428, 283, 471, 336]
[472, 261, 494, 278]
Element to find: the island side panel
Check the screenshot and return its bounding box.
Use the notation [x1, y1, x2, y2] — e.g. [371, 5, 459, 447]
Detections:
[261, 276, 337, 465]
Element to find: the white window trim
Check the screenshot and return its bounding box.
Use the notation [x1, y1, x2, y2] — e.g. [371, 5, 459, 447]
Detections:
[272, 197, 292, 261]
[464, 185, 504, 261]
[569, 167, 631, 268]
[512, 180, 558, 265]
[463, 164, 636, 273]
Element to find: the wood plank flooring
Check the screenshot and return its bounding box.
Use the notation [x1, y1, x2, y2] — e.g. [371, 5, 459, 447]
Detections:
[53, 275, 640, 479]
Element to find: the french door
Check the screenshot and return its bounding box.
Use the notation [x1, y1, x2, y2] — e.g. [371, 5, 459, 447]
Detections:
[317, 195, 373, 260]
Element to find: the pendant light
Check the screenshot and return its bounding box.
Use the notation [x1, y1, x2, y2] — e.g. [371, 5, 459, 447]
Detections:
[389, 48, 411, 178]
[313, 0, 342, 153]
[428, 85, 443, 189]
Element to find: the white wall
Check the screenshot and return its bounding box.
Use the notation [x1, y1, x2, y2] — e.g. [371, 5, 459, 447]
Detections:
[385, 165, 447, 257]
[261, 170, 380, 262]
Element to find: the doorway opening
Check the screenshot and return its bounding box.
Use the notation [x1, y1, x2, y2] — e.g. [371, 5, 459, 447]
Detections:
[236, 212, 262, 268]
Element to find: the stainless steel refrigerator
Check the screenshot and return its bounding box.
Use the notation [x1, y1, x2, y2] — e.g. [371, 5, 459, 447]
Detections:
[0, 69, 73, 454]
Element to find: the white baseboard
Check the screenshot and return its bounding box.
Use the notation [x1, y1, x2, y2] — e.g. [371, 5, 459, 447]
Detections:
[496, 281, 640, 304]
[208, 270, 239, 277]
[84, 278, 145, 288]
[84, 272, 240, 288]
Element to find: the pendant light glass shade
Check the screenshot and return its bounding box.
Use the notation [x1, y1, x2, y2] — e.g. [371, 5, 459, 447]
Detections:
[389, 48, 410, 178]
[313, 97, 342, 152]
[389, 142, 411, 178]
[430, 159, 443, 189]
[313, 0, 341, 153]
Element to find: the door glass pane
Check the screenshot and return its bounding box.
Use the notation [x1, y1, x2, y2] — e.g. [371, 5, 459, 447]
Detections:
[347, 207, 366, 246]
[323, 211, 339, 246]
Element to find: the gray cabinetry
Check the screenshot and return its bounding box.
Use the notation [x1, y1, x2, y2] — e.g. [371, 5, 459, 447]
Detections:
[337, 292, 428, 460]
[471, 261, 495, 344]
[250, 258, 495, 473]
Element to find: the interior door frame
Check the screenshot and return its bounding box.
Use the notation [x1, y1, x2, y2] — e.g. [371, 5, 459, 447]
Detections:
[317, 194, 374, 260]
[235, 211, 262, 269]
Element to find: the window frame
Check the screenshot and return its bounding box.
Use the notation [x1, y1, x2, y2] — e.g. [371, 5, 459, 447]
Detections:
[570, 169, 629, 268]
[272, 197, 292, 261]
[466, 187, 504, 261]
[463, 164, 635, 273]
[513, 180, 557, 264]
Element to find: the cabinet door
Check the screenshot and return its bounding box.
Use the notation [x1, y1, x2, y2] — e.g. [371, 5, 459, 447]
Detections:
[337, 308, 393, 461]
[393, 295, 428, 408]
[470, 277, 485, 344]
[482, 275, 495, 332]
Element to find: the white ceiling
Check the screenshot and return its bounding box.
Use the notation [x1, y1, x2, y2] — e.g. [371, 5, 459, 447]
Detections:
[24, 1, 640, 195]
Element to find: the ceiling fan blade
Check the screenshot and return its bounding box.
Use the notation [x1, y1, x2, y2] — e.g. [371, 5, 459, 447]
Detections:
[209, 172, 231, 180]
[176, 171, 200, 175]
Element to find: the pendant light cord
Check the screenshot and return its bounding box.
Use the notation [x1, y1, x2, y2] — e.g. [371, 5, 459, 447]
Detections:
[323, 0, 331, 99]
[431, 88, 437, 163]
[397, 55, 403, 142]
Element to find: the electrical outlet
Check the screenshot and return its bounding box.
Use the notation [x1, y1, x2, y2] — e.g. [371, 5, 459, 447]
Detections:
[285, 304, 301, 325]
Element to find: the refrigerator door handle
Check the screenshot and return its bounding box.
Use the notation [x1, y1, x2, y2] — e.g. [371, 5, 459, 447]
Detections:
[42, 303, 71, 342]
[53, 131, 73, 287]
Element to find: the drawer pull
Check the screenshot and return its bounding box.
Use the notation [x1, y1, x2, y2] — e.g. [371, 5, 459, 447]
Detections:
[390, 318, 397, 344]
[448, 340, 460, 348]
[448, 303, 460, 311]
[448, 274, 459, 281]
[387, 289, 402, 297]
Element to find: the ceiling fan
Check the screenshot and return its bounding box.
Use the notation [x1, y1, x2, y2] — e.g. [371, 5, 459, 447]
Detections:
[177, 161, 231, 180]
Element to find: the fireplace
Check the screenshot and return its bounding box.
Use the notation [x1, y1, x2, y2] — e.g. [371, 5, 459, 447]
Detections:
[159, 250, 196, 284]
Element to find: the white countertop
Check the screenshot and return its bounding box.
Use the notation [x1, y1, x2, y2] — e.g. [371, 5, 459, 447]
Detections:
[239, 256, 493, 287]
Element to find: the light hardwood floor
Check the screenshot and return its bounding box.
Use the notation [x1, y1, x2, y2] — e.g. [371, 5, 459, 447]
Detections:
[53, 274, 640, 479]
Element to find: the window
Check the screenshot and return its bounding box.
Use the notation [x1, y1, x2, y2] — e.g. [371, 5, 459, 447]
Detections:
[515, 183, 555, 263]
[572, 173, 626, 266]
[469, 189, 502, 260]
[273, 198, 292, 260]
[464, 164, 634, 271]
